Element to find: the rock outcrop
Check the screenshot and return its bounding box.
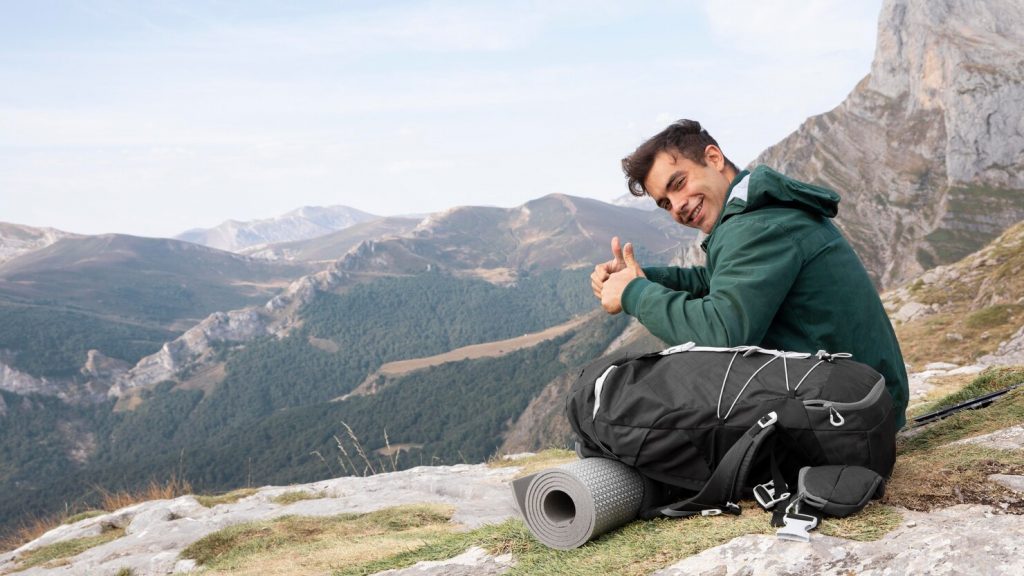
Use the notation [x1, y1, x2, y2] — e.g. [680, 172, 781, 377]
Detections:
[754, 0, 1024, 288]
[982, 324, 1024, 366]
[0, 464, 519, 576]
[109, 309, 272, 396]
[653, 505, 1024, 576]
[4, 444, 1024, 575]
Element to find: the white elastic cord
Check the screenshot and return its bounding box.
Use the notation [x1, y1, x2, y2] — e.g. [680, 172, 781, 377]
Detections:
[716, 351, 741, 419]
[783, 355, 790, 392]
[592, 365, 616, 420]
[794, 360, 824, 391]
[723, 356, 779, 421]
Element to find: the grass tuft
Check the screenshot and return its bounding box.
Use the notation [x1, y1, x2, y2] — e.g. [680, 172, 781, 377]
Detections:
[488, 449, 577, 478]
[180, 504, 455, 574]
[911, 366, 1024, 419]
[272, 491, 325, 506]
[196, 488, 260, 508]
[98, 473, 193, 512]
[11, 527, 126, 571]
[61, 510, 107, 526]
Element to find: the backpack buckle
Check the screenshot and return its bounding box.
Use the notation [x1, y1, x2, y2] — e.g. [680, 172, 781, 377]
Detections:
[754, 481, 790, 510]
[776, 511, 819, 542]
[757, 412, 778, 429]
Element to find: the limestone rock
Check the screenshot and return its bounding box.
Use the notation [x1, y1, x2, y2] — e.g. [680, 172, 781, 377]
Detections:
[0, 361, 108, 404]
[0, 463, 520, 576]
[372, 547, 514, 575]
[980, 323, 1024, 366]
[109, 308, 270, 397]
[0, 361, 58, 397]
[754, 0, 1024, 289]
[80, 350, 130, 380]
[653, 505, 1024, 576]
[953, 425, 1024, 450]
[990, 474, 1024, 494]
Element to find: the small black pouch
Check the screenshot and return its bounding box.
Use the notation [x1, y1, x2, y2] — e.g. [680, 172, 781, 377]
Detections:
[797, 465, 885, 518]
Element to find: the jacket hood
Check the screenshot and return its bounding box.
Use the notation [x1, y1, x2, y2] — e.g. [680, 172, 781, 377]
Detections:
[723, 166, 840, 222]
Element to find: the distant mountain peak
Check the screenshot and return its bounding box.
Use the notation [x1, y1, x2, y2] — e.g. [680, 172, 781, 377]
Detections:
[0, 222, 79, 264]
[175, 205, 379, 253]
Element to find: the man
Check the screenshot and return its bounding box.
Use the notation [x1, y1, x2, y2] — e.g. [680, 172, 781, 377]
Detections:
[592, 119, 909, 428]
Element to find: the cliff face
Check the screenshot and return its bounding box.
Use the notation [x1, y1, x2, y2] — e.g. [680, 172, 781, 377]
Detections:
[754, 0, 1024, 288]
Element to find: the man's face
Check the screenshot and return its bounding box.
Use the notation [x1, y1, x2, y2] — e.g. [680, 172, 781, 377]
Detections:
[643, 147, 733, 234]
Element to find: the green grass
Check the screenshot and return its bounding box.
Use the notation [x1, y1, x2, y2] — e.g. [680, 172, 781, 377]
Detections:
[965, 304, 1022, 330]
[488, 449, 577, 478]
[180, 504, 455, 573]
[272, 490, 325, 506]
[11, 527, 125, 571]
[195, 488, 260, 508]
[906, 366, 1024, 433]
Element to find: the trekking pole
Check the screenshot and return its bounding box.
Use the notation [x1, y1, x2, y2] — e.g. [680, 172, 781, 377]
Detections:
[909, 383, 1022, 428]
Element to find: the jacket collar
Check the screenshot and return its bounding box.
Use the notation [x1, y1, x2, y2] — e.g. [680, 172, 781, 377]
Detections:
[700, 169, 750, 252]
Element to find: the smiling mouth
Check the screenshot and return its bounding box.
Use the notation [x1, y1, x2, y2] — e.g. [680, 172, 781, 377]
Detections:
[685, 198, 704, 225]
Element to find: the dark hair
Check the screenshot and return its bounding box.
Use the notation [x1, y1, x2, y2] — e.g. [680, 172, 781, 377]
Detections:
[621, 119, 738, 197]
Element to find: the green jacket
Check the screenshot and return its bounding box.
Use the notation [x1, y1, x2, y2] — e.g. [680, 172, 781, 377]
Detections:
[621, 165, 909, 428]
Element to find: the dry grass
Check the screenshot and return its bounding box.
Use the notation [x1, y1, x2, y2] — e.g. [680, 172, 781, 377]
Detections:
[6, 527, 125, 573]
[888, 223, 1024, 367]
[180, 504, 456, 576]
[343, 315, 590, 400]
[1, 474, 194, 554]
[488, 449, 577, 478]
[906, 373, 977, 414]
[196, 488, 260, 509]
[0, 515, 76, 556]
[97, 474, 193, 512]
[887, 367, 1024, 512]
[271, 491, 325, 506]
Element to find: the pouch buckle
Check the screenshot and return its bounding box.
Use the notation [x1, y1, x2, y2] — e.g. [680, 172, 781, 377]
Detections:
[776, 511, 819, 542]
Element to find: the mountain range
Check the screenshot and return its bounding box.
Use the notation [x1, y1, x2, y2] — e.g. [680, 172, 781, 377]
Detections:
[2, 0, 1023, 539]
[0, 194, 694, 530]
[175, 205, 379, 253]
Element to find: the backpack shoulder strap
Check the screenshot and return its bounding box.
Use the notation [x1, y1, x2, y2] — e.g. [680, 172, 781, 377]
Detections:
[640, 411, 779, 519]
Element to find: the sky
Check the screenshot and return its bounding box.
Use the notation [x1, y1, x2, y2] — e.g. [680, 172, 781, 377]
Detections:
[1, 0, 884, 238]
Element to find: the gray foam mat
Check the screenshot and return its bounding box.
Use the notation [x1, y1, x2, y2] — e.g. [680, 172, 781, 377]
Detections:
[512, 458, 646, 549]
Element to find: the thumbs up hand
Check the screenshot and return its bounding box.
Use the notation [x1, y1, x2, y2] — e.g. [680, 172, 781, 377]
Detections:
[590, 236, 627, 300]
[601, 242, 646, 315]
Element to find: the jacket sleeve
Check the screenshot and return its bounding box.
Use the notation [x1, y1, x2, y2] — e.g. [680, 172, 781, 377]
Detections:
[641, 266, 711, 297]
[622, 220, 802, 347]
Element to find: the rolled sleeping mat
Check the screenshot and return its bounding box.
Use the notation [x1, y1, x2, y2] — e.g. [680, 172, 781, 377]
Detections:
[511, 457, 649, 549]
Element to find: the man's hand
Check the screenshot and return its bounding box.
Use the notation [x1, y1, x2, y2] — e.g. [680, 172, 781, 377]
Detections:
[601, 242, 645, 314]
[591, 237, 627, 300]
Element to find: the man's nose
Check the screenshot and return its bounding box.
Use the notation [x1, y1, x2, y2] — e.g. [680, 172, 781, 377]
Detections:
[671, 196, 688, 219]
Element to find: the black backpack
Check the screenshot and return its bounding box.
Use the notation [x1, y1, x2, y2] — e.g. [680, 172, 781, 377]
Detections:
[566, 343, 896, 518]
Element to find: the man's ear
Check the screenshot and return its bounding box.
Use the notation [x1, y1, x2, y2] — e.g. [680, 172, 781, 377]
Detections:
[704, 145, 725, 171]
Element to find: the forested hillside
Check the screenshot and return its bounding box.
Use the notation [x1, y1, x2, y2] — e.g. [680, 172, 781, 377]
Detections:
[0, 234, 312, 378]
[0, 268, 624, 529]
